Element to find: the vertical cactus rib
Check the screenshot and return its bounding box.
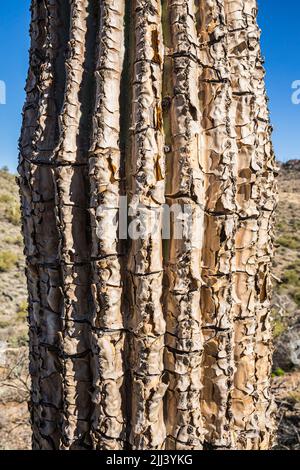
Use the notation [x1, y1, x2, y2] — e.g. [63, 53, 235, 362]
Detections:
[18, 0, 71, 449]
[127, 0, 167, 450]
[55, 0, 89, 164]
[225, 0, 276, 449]
[162, 0, 205, 450]
[88, 0, 127, 450]
[197, 0, 238, 449]
[51, 0, 98, 449]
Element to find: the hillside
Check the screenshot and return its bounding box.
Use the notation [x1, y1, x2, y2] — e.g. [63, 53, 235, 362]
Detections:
[0, 164, 299, 449]
[0, 168, 30, 450]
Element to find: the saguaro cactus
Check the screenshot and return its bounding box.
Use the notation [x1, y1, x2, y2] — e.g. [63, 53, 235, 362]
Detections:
[19, 0, 277, 450]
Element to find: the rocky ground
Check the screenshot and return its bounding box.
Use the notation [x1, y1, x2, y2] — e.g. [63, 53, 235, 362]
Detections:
[270, 160, 300, 449]
[0, 163, 299, 450]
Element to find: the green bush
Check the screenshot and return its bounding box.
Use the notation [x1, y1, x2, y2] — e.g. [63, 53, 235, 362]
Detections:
[0, 251, 18, 272]
[272, 368, 285, 377]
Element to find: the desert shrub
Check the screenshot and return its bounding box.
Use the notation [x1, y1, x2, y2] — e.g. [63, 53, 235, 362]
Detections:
[0, 318, 10, 328]
[286, 260, 300, 270]
[0, 189, 21, 225]
[276, 222, 284, 231]
[0, 251, 18, 272]
[273, 319, 286, 338]
[277, 235, 300, 250]
[3, 234, 23, 246]
[17, 300, 28, 321]
[8, 330, 28, 348]
[0, 193, 13, 204]
[292, 290, 300, 307]
[5, 203, 21, 225]
[282, 269, 300, 287]
[290, 218, 300, 230]
[289, 391, 300, 403]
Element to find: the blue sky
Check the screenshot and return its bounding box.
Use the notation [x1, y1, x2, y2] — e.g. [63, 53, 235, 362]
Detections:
[0, 0, 299, 172]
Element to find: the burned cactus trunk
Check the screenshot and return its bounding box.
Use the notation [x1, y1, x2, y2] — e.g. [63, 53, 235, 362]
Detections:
[19, 0, 277, 450]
